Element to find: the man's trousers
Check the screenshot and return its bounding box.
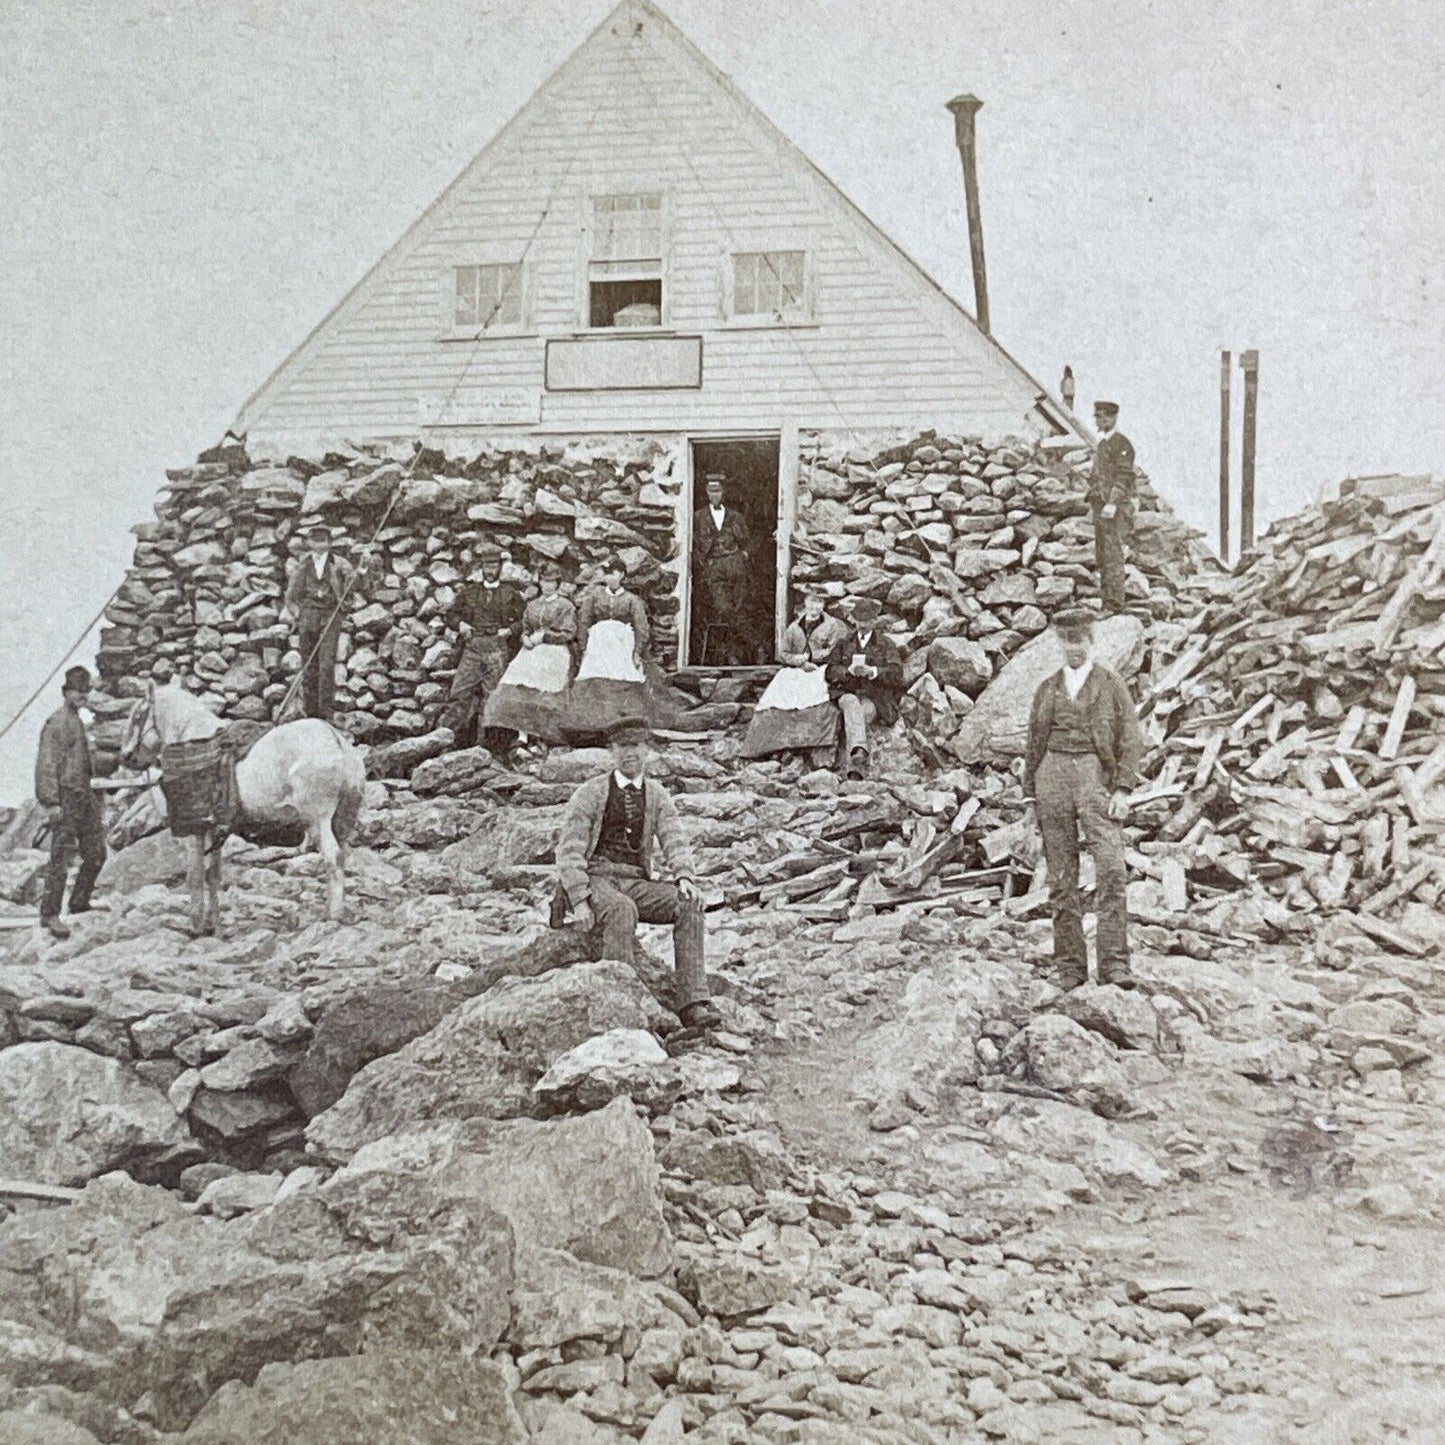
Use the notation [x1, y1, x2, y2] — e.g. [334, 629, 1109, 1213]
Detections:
[298, 605, 342, 721]
[1092, 503, 1132, 614]
[588, 862, 709, 1011]
[41, 786, 106, 920]
[1035, 751, 1129, 985]
[441, 640, 508, 742]
[839, 695, 878, 756]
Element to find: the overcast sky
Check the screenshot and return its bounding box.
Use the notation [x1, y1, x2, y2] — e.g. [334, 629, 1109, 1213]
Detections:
[1, 0, 1441, 801]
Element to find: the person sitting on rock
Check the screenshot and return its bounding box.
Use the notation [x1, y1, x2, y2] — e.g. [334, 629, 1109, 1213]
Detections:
[741, 592, 848, 762]
[1023, 607, 1145, 990]
[824, 596, 905, 779]
[554, 715, 721, 1033]
[440, 542, 525, 750]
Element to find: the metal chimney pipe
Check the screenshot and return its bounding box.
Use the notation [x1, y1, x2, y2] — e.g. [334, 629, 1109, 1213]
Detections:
[947, 93, 990, 335]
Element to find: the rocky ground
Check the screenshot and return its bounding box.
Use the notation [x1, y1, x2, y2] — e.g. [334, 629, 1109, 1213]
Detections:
[3, 741, 1445, 1444]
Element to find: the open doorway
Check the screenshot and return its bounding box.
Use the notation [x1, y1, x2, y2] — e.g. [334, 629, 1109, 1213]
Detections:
[688, 437, 781, 666]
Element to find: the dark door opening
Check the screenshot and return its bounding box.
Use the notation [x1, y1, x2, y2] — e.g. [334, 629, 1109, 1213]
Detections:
[688, 437, 781, 666]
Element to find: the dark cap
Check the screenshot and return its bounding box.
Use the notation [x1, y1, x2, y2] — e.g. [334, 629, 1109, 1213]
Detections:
[63, 665, 92, 692]
[1093, 400, 1120, 416]
[537, 559, 563, 580]
[1052, 607, 1097, 636]
[473, 541, 503, 563]
[848, 597, 883, 626]
[304, 522, 332, 541]
[606, 715, 650, 743]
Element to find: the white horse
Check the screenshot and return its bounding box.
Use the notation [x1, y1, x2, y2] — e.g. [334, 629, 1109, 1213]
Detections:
[121, 683, 367, 933]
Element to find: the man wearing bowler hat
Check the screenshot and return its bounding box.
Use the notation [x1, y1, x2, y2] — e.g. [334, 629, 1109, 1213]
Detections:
[824, 595, 906, 779]
[34, 665, 106, 940]
[283, 523, 370, 722]
[692, 471, 753, 664]
[555, 716, 721, 1033]
[1088, 401, 1137, 614]
[1024, 608, 1146, 989]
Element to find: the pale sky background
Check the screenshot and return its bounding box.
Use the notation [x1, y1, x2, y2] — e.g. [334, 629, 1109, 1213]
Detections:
[1, 0, 1442, 802]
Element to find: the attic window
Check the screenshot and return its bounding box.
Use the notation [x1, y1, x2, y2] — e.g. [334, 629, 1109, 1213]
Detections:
[589, 193, 664, 328]
[454, 263, 523, 330]
[730, 250, 809, 321]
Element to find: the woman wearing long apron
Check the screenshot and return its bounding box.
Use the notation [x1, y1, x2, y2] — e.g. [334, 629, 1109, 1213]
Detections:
[742, 593, 848, 759]
[569, 560, 651, 736]
[481, 560, 577, 745]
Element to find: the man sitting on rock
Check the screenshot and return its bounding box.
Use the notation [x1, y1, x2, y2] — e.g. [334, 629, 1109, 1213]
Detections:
[1023, 607, 1145, 990]
[555, 716, 722, 1033]
[824, 596, 905, 779]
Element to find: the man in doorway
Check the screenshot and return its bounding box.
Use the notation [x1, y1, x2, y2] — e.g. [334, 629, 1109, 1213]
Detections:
[283, 523, 370, 722]
[692, 472, 753, 664]
[34, 665, 106, 940]
[825, 596, 905, 779]
[441, 541, 526, 748]
[555, 716, 722, 1033]
[1023, 608, 1146, 990]
[1088, 401, 1137, 615]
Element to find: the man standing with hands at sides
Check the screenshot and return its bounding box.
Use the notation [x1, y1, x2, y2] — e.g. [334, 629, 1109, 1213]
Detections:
[440, 541, 526, 748]
[555, 716, 722, 1034]
[35, 665, 106, 940]
[1024, 609, 1146, 990]
[825, 596, 905, 780]
[283, 523, 374, 722]
[1088, 400, 1137, 615]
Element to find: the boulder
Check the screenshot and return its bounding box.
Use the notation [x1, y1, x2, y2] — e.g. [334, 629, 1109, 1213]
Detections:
[0, 1043, 192, 1186]
[306, 963, 670, 1159]
[337, 1096, 670, 1276]
[180, 1351, 527, 1444]
[1057, 984, 1159, 1050]
[507, 1245, 676, 1352]
[0, 1415, 103, 1445]
[533, 1028, 673, 1113]
[659, 1129, 794, 1193]
[97, 829, 191, 893]
[287, 980, 463, 1117]
[365, 728, 456, 778]
[410, 747, 499, 797]
[926, 637, 993, 695]
[951, 612, 1146, 760]
[1002, 1015, 1132, 1117]
[0, 1170, 514, 1431]
[439, 805, 563, 876]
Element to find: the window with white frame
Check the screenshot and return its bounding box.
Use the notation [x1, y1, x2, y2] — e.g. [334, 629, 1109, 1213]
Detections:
[729, 250, 810, 322]
[453, 263, 524, 331]
[589, 193, 664, 328]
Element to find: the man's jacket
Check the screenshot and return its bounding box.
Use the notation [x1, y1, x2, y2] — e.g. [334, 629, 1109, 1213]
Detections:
[1024, 664, 1146, 795]
[825, 629, 906, 726]
[1088, 432, 1137, 510]
[285, 553, 358, 613]
[450, 582, 525, 652]
[556, 773, 696, 906]
[692, 506, 751, 568]
[35, 705, 92, 806]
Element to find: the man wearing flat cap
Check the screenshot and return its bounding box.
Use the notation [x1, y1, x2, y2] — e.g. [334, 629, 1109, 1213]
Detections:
[441, 541, 526, 747]
[34, 665, 106, 940]
[1088, 401, 1137, 615]
[283, 523, 373, 722]
[1024, 608, 1146, 989]
[825, 596, 906, 779]
[555, 716, 721, 1032]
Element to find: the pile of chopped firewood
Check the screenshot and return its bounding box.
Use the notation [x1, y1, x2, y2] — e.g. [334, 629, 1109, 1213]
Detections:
[1133, 472, 1445, 949]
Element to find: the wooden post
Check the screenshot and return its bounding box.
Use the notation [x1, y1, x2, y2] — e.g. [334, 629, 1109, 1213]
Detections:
[1219, 350, 1231, 560]
[1239, 349, 1259, 551]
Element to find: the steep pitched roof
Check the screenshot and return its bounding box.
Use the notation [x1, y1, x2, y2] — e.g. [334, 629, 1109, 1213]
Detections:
[237, 0, 1078, 438]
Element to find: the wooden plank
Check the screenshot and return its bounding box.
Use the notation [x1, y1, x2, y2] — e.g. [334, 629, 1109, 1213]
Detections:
[1161, 858, 1189, 912]
[0, 1178, 82, 1203]
[1330, 755, 1363, 792]
[1191, 729, 1227, 789]
[1379, 675, 1417, 761]
[1348, 911, 1431, 957]
[1336, 706, 1369, 752]
[1230, 694, 1275, 734]
[1414, 740, 1445, 791]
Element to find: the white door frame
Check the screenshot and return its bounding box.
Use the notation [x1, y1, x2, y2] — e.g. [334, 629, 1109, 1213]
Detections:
[677, 428, 791, 666]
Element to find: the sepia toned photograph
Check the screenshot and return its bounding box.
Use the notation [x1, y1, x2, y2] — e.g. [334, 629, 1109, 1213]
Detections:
[1, 1, 1442, 1441]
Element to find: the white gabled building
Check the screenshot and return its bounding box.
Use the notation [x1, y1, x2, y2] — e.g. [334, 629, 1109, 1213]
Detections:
[234, 0, 1079, 662]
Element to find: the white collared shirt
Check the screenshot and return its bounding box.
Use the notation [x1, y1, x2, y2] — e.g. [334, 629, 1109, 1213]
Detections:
[613, 770, 645, 793]
[1063, 660, 1094, 699]
[710, 504, 725, 530]
[310, 553, 328, 578]
[855, 631, 873, 650]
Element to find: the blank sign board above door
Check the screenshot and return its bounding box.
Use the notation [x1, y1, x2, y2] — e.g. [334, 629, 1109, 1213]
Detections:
[544, 335, 703, 392]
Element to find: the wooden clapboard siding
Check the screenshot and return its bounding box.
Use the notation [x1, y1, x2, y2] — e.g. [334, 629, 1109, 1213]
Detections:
[237, 0, 1068, 447]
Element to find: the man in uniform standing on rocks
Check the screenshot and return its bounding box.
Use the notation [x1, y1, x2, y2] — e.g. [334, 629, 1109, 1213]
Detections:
[555, 716, 722, 1033]
[1088, 401, 1137, 615]
[692, 472, 753, 664]
[440, 541, 525, 748]
[1024, 609, 1145, 989]
[283, 523, 367, 723]
[35, 665, 106, 940]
